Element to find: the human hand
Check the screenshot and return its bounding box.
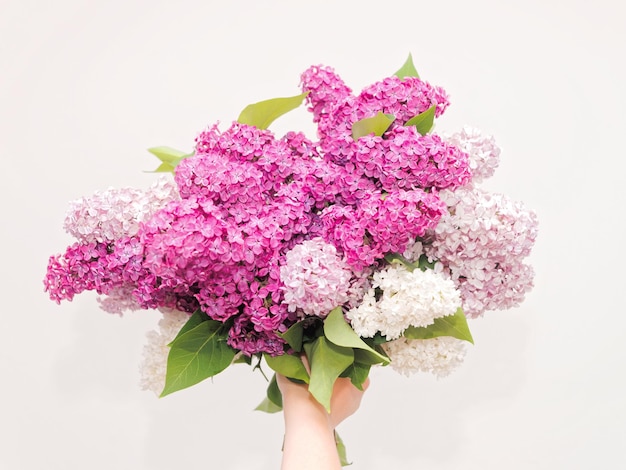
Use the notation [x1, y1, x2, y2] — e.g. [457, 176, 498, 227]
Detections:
[328, 375, 370, 428]
[275, 355, 370, 429]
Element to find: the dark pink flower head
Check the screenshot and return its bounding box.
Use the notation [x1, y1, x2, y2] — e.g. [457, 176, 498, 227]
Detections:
[300, 65, 353, 124]
[300, 64, 469, 194]
[175, 149, 267, 208]
[228, 316, 287, 357]
[359, 189, 447, 256]
[378, 127, 472, 191]
[195, 122, 276, 162]
[357, 76, 449, 124]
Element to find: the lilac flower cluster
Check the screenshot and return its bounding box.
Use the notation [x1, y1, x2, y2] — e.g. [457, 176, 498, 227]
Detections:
[45, 62, 535, 370]
[424, 187, 538, 318]
[399, 127, 538, 319]
[300, 66, 470, 192]
[64, 177, 179, 243]
[281, 238, 353, 318]
[444, 127, 500, 184]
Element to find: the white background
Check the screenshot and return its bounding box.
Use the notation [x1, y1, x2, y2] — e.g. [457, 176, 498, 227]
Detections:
[1, 1, 625, 468]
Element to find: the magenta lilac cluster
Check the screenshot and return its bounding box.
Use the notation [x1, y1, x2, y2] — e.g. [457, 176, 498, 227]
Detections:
[45, 64, 473, 356]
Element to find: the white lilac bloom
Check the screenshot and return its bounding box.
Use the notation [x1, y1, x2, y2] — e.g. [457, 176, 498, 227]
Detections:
[280, 237, 353, 318]
[64, 176, 179, 243]
[139, 308, 190, 395]
[444, 126, 500, 184]
[346, 264, 462, 340]
[383, 336, 466, 377]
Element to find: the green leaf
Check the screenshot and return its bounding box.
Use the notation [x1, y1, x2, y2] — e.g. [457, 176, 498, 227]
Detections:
[267, 373, 283, 408]
[366, 333, 389, 346]
[405, 105, 436, 135]
[352, 348, 388, 365]
[160, 320, 235, 397]
[385, 252, 437, 272]
[279, 321, 305, 352]
[403, 308, 474, 344]
[384, 252, 418, 272]
[149, 162, 176, 173]
[237, 92, 309, 130]
[417, 254, 436, 271]
[324, 307, 389, 365]
[148, 146, 188, 163]
[232, 352, 253, 365]
[255, 374, 283, 413]
[147, 146, 191, 172]
[264, 353, 310, 383]
[167, 309, 207, 346]
[340, 362, 371, 391]
[351, 112, 395, 140]
[307, 337, 354, 412]
[394, 53, 420, 79]
[335, 431, 352, 467]
[254, 396, 282, 413]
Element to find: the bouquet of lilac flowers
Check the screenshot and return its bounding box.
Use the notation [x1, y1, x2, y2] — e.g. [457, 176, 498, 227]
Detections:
[45, 55, 537, 432]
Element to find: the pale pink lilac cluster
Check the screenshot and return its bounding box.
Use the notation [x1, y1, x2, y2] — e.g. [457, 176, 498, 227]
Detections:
[45, 62, 536, 376]
[64, 177, 179, 243]
[346, 264, 462, 340]
[421, 187, 538, 317]
[280, 238, 353, 318]
[443, 126, 500, 184]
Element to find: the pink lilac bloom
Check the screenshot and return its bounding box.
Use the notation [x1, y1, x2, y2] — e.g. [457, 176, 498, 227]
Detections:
[300, 65, 470, 195]
[46, 61, 535, 366]
[356, 75, 450, 124]
[195, 122, 276, 162]
[421, 187, 538, 317]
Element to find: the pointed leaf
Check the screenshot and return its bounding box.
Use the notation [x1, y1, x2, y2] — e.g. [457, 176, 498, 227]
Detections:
[335, 431, 352, 467]
[148, 146, 188, 164]
[394, 53, 420, 79]
[324, 307, 389, 365]
[340, 362, 371, 391]
[232, 352, 253, 365]
[403, 308, 474, 344]
[352, 112, 395, 140]
[254, 396, 282, 413]
[353, 348, 390, 365]
[264, 353, 310, 383]
[167, 309, 207, 346]
[147, 146, 192, 173]
[146, 162, 176, 173]
[417, 254, 436, 271]
[160, 321, 235, 397]
[237, 92, 309, 130]
[255, 373, 283, 413]
[267, 373, 283, 408]
[279, 320, 305, 352]
[384, 252, 418, 272]
[307, 337, 354, 412]
[405, 105, 436, 135]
